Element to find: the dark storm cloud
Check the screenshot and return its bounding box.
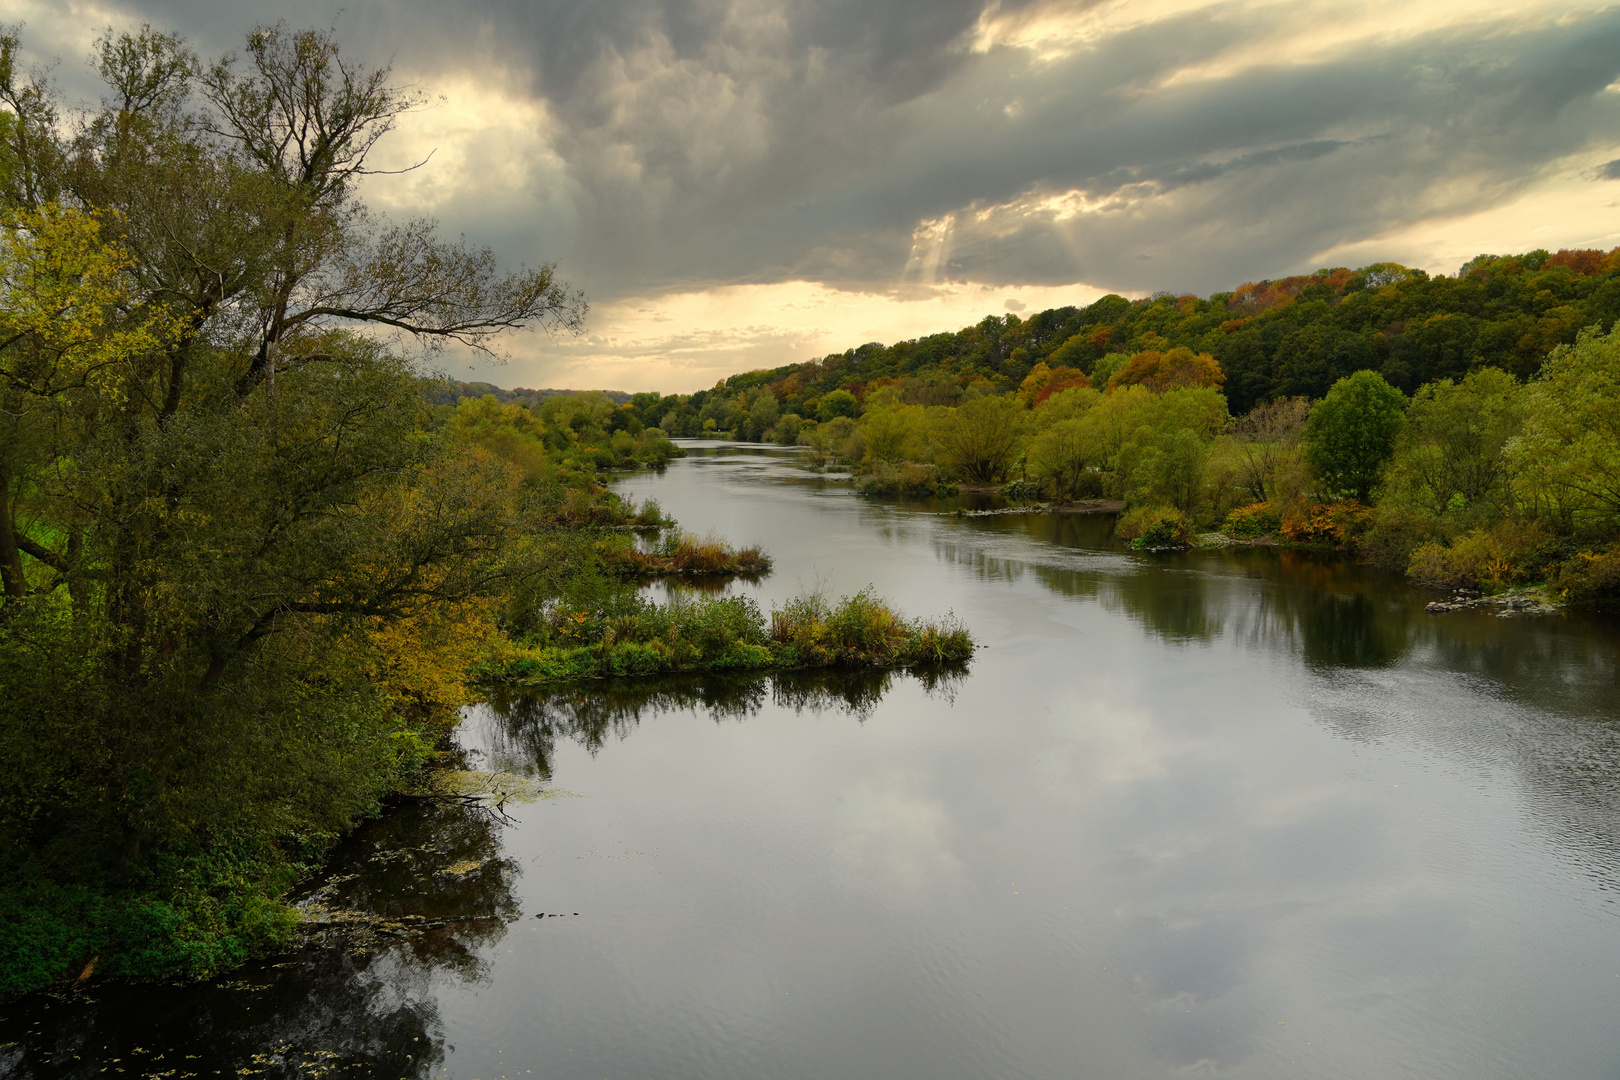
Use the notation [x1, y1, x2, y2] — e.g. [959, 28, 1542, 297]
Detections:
[21, 1, 1620, 300]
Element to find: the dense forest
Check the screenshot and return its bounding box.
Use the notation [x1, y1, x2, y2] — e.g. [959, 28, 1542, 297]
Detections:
[0, 24, 966, 998]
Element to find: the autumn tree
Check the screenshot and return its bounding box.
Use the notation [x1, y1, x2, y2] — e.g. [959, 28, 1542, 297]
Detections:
[1108, 347, 1224, 393]
[1228, 397, 1310, 504]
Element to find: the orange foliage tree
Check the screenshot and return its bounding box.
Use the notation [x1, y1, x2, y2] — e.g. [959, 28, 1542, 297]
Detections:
[1017, 362, 1091, 404]
[1107, 347, 1225, 393]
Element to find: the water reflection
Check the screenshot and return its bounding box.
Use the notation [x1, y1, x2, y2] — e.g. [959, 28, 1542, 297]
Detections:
[930, 505, 1620, 903]
[0, 949, 447, 1079]
[477, 666, 966, 778]
[0, 790, 519, 1078]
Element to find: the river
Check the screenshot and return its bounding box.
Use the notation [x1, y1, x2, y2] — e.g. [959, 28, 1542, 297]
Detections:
[4, 442, 1620, 1079]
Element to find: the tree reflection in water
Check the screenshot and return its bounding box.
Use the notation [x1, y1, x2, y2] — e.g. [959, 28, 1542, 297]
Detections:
[476, 665, 968, 779]
[934, 509, 1620, 889]
[0, 664, 964, 1077]
[0, 796, 519, 1078]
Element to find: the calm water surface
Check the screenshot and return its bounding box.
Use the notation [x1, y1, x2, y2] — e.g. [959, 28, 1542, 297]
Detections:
[5, 442, 1620, 1079]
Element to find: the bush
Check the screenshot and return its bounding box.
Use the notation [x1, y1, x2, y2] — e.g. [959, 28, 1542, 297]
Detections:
[770, 588, 973, 667]
[0, 843, 303, 997]
[1406, 520, 1549, 590]
[1549, 547, 1620, 605]
[1359, 506, 1437, 569]
[632, 497, 673, 529]
[602, 531, 772, 577]
[1000, 478, 1043, 501]
[1280, 500, 1371, 546]
[1224, 502, 1281, 538]
[1116, 506, 1190, 549]
[857, 462, 959, 497]
[476, 588, 974, 687]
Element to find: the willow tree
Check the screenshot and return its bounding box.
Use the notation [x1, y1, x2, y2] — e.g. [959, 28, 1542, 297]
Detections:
[0, 23, 585, 883]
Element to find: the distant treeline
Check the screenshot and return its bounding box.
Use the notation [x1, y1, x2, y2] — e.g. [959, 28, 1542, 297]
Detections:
[424, 380, 632, 408]
[592, 249, 1620, 435]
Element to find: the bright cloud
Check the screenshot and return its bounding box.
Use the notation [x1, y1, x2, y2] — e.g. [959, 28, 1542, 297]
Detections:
[470, 278, 1113, 392]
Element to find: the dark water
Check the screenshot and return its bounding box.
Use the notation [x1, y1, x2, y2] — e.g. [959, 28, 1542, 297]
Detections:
[6, 442, 1620, 1079]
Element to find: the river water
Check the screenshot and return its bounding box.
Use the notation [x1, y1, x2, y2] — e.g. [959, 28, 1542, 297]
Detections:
[5, 442, 1620, 1079]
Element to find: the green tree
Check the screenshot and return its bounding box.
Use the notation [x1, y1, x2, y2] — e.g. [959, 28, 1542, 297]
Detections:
[1510, 325, 1620, 525]
[932, 395, 1022, 482]
[744, 387, 779, 439]
[859, 404, 927, 464]
[1027, 418, 1097, 500]
[1133, 428, 1208, 516]
[817, 388, 858, 421]
[1305, 371, 1406, 501]
[1384, 368, 1522, 517]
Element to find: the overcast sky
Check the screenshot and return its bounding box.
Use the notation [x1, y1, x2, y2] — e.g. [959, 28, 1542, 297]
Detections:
[11, 0, 1620, 390]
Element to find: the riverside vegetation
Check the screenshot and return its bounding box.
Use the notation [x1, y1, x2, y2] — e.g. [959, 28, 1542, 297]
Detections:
[0, 24, 970, 998]
[599, 264, 1620, 605]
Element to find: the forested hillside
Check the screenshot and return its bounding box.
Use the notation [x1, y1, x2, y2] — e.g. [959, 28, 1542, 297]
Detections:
[623, 250, 1620, 435]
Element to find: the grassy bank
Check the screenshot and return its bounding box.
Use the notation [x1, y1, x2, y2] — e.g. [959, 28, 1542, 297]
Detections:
[474, 589, 974, 687]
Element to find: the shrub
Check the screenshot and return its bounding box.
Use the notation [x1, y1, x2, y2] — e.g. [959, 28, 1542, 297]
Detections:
[1224, 502, 1281, 538]
[632, 497, 673, 529]
[1116, 506, 1190, 549]
[770, 588, 973, 667]
[1549, 547, 1620, 605]
[1280, 500, 1371, 546]
[602, 531, 772, 577]
[1001, 478, 1043, 501]
[1406, 520, 1548, 590]
[0, 843, 304, 997]
[1359, 506, 1437, 569]
[480, 588, 974, 686]
[857, 462, 959, 497]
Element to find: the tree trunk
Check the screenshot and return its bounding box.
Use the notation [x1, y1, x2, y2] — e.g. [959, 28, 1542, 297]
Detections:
[0, 460, 26, 598]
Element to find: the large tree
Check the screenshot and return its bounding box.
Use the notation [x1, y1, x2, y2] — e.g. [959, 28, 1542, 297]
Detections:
[0, 23, 585, 871]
